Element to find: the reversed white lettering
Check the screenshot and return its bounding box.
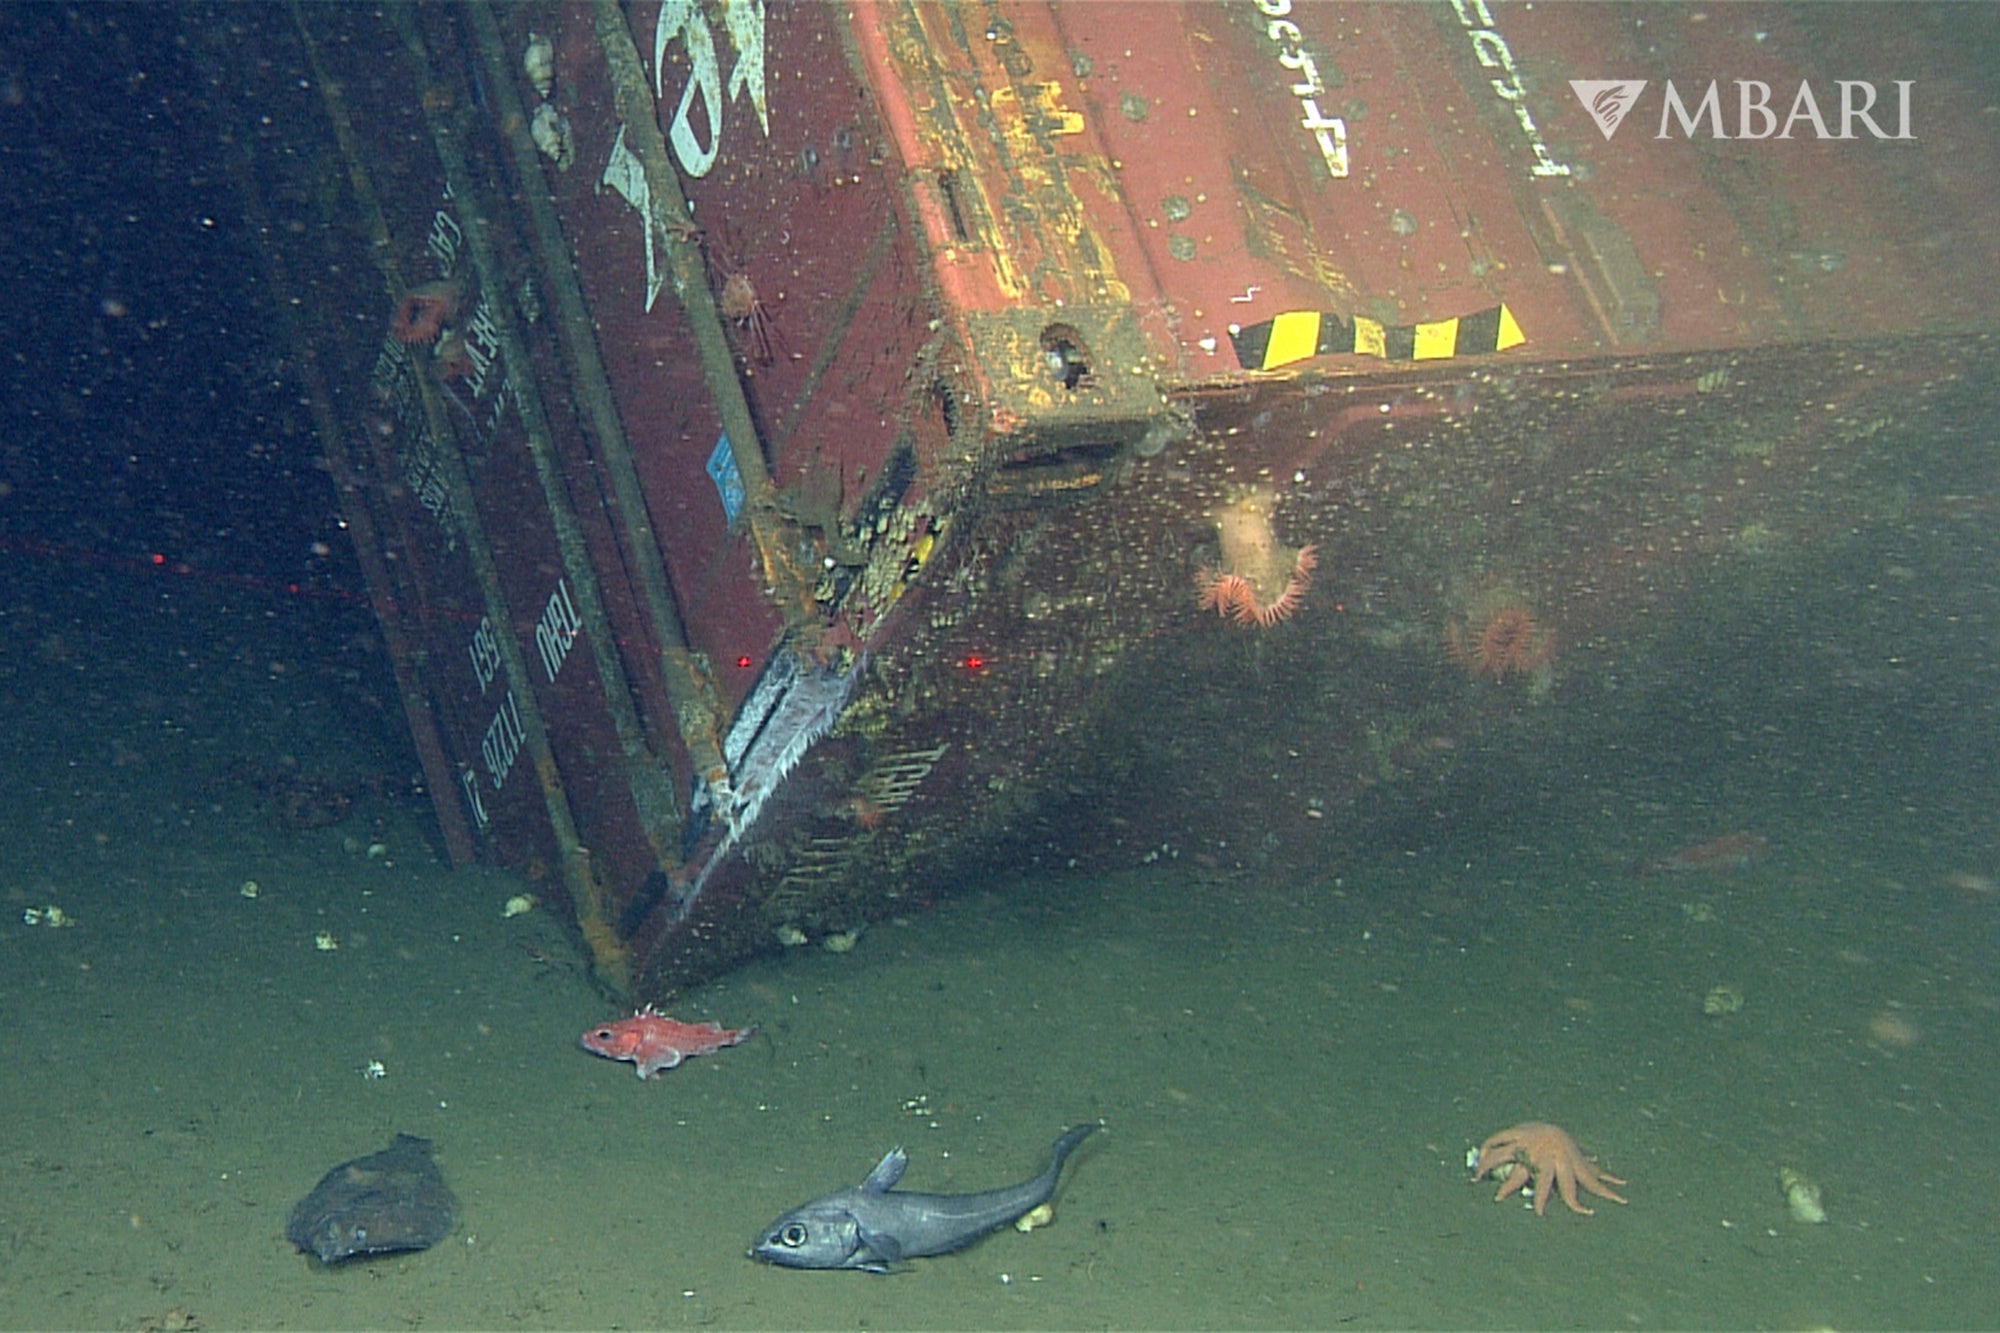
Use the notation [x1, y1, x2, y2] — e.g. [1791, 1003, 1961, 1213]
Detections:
[864, 743, 950, 810]
[654, 0, 770, 180]
[459, 766, 490, 829]
[424, 208, 463, 272]
[469, 617, 503, 695]
[1253, 0, 1348, 179]
[1448, 0, 1572, 177]
[534, 579, 583, 683]
[600, 126, 670, 312]
[366, 341, 460, 549]
[480, 688, 527, 792]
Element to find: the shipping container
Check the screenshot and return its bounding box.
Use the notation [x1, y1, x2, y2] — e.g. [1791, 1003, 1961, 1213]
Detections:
[204, 0, 2000, 998]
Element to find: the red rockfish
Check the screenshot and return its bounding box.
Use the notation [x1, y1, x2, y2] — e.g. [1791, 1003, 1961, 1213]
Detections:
[1637, 832, 1771, 876]
[581, 1005, 756, 1079]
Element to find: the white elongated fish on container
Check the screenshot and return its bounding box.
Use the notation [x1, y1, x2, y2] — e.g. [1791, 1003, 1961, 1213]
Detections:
[523, 32, 554, 99]
[530, 102, 573, 172]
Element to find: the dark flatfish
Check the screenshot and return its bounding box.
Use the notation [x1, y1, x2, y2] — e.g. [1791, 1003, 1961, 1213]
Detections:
[286, 1133, 459, 1264]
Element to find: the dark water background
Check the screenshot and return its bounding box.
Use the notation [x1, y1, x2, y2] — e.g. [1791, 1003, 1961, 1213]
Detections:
[3, 6, 1998, 1330]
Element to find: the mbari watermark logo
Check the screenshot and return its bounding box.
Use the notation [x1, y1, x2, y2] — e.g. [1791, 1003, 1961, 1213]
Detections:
[1569, 80, 1647, 140]
[1567, 78, 1913, 142]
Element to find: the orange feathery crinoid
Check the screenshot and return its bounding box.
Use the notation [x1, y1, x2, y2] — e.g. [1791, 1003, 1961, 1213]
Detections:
[1194, 488, 1317, 628]
[1448, 600, 1557, 680]
[389, 279, 463, 345]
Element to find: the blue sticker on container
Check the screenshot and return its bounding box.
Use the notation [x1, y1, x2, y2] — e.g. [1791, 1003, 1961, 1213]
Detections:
[705, 432, 744, 525]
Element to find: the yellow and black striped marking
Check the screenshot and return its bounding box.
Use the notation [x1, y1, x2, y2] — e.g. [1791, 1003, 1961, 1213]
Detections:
[1229, 304, 1524, 371]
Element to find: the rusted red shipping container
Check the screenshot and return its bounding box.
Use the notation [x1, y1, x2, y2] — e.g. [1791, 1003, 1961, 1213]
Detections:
[203, 1, 1998, 997]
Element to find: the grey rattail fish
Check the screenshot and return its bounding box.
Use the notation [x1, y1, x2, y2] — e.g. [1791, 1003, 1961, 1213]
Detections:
[748, 1122, 1098, 1272]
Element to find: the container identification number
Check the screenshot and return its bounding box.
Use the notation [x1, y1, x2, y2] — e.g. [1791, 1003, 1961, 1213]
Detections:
[1447, 0, 1572, 178]
[1252, 1, 1349, 179]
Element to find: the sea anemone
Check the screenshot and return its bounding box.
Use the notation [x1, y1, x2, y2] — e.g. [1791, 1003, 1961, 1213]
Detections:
[389, 279, 462, 346]
[1194, 487, 1316, 627]
[1446, 594, 1557, 680]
